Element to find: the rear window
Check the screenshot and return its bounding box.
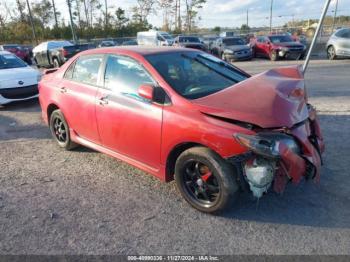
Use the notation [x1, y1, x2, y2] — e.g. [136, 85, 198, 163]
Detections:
[65, 55, 103, 85]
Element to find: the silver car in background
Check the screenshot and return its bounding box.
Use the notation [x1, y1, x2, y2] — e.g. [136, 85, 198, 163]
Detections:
[326, 28, 350, 60]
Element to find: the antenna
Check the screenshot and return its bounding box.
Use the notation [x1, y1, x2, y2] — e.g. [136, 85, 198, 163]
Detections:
[303, 0, 332, 74]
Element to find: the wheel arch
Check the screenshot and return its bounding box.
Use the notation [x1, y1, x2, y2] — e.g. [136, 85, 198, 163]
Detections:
[47, 103, 60, 125]
[165, 142, 220, 182]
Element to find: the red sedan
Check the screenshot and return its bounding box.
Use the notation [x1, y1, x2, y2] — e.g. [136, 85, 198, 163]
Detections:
[38, 47, 324, 213]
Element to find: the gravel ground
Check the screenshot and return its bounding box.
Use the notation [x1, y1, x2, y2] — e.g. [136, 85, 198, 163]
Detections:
[0, 59, 349, 255]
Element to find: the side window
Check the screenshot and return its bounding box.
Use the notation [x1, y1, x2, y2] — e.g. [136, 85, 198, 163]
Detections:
[64, 61, 76, 79]
[104, 55, 155, 96]
[71, 55, 103, 85]
[344, 30, 350, 39]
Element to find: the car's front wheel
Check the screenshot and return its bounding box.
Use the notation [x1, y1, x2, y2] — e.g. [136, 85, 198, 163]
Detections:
[175, 147, 239, 213]
[327, 46, 337, 60]
[53, 58, 60, 68]
[49, 109, 78, 150]
[270, 50, 278, 61]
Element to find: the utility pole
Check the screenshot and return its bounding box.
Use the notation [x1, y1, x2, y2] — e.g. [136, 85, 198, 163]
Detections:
[104, 0, 108, 29]
[25, 0, 38, 45]
[269, 0, 273, 33]
[247, 9, 249, 28]
[331, 0, 338, 33]
[67, 0, 77, 43]
[52, 0, 59, 28]
[303, 0, 332, 74]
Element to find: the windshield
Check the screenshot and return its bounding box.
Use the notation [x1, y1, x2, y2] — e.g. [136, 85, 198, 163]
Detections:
[179, 37, 200, 43]
[223, 38, 245, 45]
[160, 33, 173, 40]
[0, 54, 27, 69]
[268, 35, 293, 43]
[146, 51, 248, 99]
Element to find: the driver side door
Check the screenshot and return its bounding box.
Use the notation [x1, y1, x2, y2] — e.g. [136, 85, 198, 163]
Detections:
[95, 54, 163, 170]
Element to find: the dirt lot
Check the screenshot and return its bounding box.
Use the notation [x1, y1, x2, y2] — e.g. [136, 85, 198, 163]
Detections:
[0, 59, 349, 255]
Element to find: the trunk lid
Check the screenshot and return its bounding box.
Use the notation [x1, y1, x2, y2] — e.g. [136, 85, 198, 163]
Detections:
[192, 66, 308, 129]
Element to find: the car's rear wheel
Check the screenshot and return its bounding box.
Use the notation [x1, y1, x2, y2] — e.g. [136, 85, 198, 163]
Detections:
[327, 46, 337, 60]
[49, 109, 78, 150]
[175, 147, 239, 213]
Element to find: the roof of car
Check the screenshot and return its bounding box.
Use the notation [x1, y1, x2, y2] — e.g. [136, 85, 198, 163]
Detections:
[82, 46, 196, 56]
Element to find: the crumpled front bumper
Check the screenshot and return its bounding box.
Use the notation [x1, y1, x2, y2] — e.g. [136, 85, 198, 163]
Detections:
[273, 105, 324, 193]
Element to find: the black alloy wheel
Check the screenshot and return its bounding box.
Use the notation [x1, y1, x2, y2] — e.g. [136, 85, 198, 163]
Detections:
[49, 109, 78, 150]
[175, 147, 239, 213]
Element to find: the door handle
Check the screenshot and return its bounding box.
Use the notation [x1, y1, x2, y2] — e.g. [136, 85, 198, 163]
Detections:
[98, 96, 109, 105]
[60, 87, 67, 93]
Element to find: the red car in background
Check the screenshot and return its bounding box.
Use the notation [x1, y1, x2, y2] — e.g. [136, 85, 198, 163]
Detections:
[0, 44, 32, 64]
[38, 47, 324, 213]
[250, 34, 307, 61]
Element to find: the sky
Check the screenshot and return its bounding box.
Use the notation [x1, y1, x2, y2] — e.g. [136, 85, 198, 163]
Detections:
[3, 0, 350, 28]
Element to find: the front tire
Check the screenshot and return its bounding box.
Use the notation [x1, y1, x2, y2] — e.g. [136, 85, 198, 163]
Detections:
[49, 109, 78, 150]
[53, 58, 60, 68]
[327, 46, 337, 60]
[270, 50, 278, 61]
[175, 147, 239, 213]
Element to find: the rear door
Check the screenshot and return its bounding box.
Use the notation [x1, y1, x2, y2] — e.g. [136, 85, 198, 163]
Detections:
[58, 54, 104, 143]
[95, 54, 163, 169]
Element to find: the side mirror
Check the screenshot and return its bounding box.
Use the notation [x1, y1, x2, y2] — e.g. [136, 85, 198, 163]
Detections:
[138, 84, 154, 101]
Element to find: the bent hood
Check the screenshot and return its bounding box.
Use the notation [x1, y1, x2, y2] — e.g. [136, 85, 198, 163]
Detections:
[192, 66, 308, 129]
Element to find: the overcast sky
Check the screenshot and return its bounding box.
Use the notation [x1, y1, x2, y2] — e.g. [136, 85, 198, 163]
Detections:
[3, 0, 350, 28]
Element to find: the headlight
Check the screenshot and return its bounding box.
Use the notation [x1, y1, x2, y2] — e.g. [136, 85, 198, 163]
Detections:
[281, 47, 289, 51]
[234, 132, 299, 159]
[224, 49, 233, 54]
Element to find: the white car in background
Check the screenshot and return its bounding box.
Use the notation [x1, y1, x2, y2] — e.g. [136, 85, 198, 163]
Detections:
[0, 51, 41, 105]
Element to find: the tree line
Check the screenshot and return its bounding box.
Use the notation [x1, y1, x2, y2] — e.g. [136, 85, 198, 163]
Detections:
[0, 0, 206, 44]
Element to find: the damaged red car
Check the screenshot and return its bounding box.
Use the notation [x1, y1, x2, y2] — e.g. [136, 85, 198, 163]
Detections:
[38, 47, 324, 213]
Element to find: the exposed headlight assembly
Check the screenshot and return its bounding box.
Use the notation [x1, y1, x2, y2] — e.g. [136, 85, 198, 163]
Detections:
[234, 132, 300, 159]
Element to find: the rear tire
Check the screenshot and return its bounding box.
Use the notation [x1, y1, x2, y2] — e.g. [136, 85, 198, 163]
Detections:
[49, 109, 78, 150]
[175, 147, 239, 214]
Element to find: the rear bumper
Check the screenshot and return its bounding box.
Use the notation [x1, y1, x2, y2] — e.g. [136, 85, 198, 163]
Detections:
[0, 85, 38, 105]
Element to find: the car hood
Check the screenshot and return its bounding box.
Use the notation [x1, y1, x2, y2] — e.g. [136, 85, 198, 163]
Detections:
[225, 45, 250, 51]
[192, 66, 308, 129]
[0, 67, 39, 89]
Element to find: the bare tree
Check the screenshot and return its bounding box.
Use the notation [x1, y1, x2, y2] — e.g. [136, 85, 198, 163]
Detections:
[158, 0, 174, 31]
[184, 0, 205, 32]
[51, 0, 59, 28]
[16, 0, 26, 22]
[132, 0, 156, 24]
